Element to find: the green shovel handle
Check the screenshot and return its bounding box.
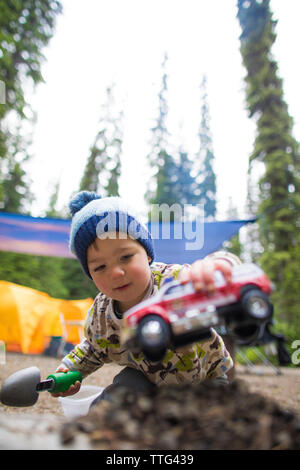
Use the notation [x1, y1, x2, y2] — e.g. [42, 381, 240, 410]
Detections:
[46, 370, 82, 393]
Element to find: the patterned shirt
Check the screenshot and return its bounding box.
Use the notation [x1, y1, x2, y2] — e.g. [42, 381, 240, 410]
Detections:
[62, 251, 241, 385]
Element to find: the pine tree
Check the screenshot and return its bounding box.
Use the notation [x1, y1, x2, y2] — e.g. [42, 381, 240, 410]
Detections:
[173, 149, 201, 206]
[243, 167, 263, 263]
[237, 0, 300, 334]
[145, 53, 179, 217]
[146, 55, 209, 224]
[1, 126, 34, 213]
[0, 0, 62, 209]
[79, 86, 123, 196]
[46, 180, 61, 218]
[0, 0, 62, 119]
[195, 76, 217, 219]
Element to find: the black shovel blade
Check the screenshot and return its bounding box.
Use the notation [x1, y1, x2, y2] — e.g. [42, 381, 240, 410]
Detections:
[0, 366, 40, 407]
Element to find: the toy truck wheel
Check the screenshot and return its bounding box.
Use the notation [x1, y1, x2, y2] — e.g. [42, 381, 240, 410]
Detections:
[137, 314, 170, 362]
[241, 289, 272, 321]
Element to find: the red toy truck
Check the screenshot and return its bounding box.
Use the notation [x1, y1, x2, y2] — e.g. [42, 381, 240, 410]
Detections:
[121, 263, 274, 361]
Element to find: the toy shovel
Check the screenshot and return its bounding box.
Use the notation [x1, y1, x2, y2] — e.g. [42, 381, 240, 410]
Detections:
[0, 366, 82, 407]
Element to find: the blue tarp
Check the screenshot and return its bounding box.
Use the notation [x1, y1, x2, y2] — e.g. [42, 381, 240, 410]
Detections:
[0, 212, 256, 264]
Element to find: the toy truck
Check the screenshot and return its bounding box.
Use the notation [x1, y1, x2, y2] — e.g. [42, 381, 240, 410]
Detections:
[121, 263, 274, 361]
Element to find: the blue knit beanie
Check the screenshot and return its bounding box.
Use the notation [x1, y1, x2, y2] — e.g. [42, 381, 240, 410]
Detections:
[69, 191, 155, 278]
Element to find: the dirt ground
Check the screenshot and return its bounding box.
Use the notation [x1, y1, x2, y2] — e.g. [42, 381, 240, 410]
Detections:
[1, 353, 300, 450]
[0, 353, 123, 416]
[0, 352, 299, 418]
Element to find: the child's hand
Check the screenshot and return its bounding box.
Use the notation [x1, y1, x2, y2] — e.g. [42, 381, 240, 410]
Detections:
[50, 365, 81, 398]
[178, 258, 233, 293]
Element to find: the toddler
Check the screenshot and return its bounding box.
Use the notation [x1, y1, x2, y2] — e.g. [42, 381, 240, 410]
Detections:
[52, 191, 240, 402]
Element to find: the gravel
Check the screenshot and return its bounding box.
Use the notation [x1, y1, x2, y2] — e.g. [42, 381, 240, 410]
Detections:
[61, 380, 300, 450]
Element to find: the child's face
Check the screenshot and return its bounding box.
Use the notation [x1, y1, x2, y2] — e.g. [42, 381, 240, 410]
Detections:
[87, 233, 152, 313]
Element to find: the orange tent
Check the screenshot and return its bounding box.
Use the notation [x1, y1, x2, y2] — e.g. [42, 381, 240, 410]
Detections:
[0, 280, 93, 354]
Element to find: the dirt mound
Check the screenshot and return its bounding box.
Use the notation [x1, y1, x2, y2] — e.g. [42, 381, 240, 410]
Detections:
[61, 380, 300, 450]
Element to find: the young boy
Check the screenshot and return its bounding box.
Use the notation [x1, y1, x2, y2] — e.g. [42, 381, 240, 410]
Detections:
[52, 191, 240, 402]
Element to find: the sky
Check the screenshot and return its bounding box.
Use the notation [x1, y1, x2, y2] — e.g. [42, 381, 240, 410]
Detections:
[26, 0, 300, 221]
